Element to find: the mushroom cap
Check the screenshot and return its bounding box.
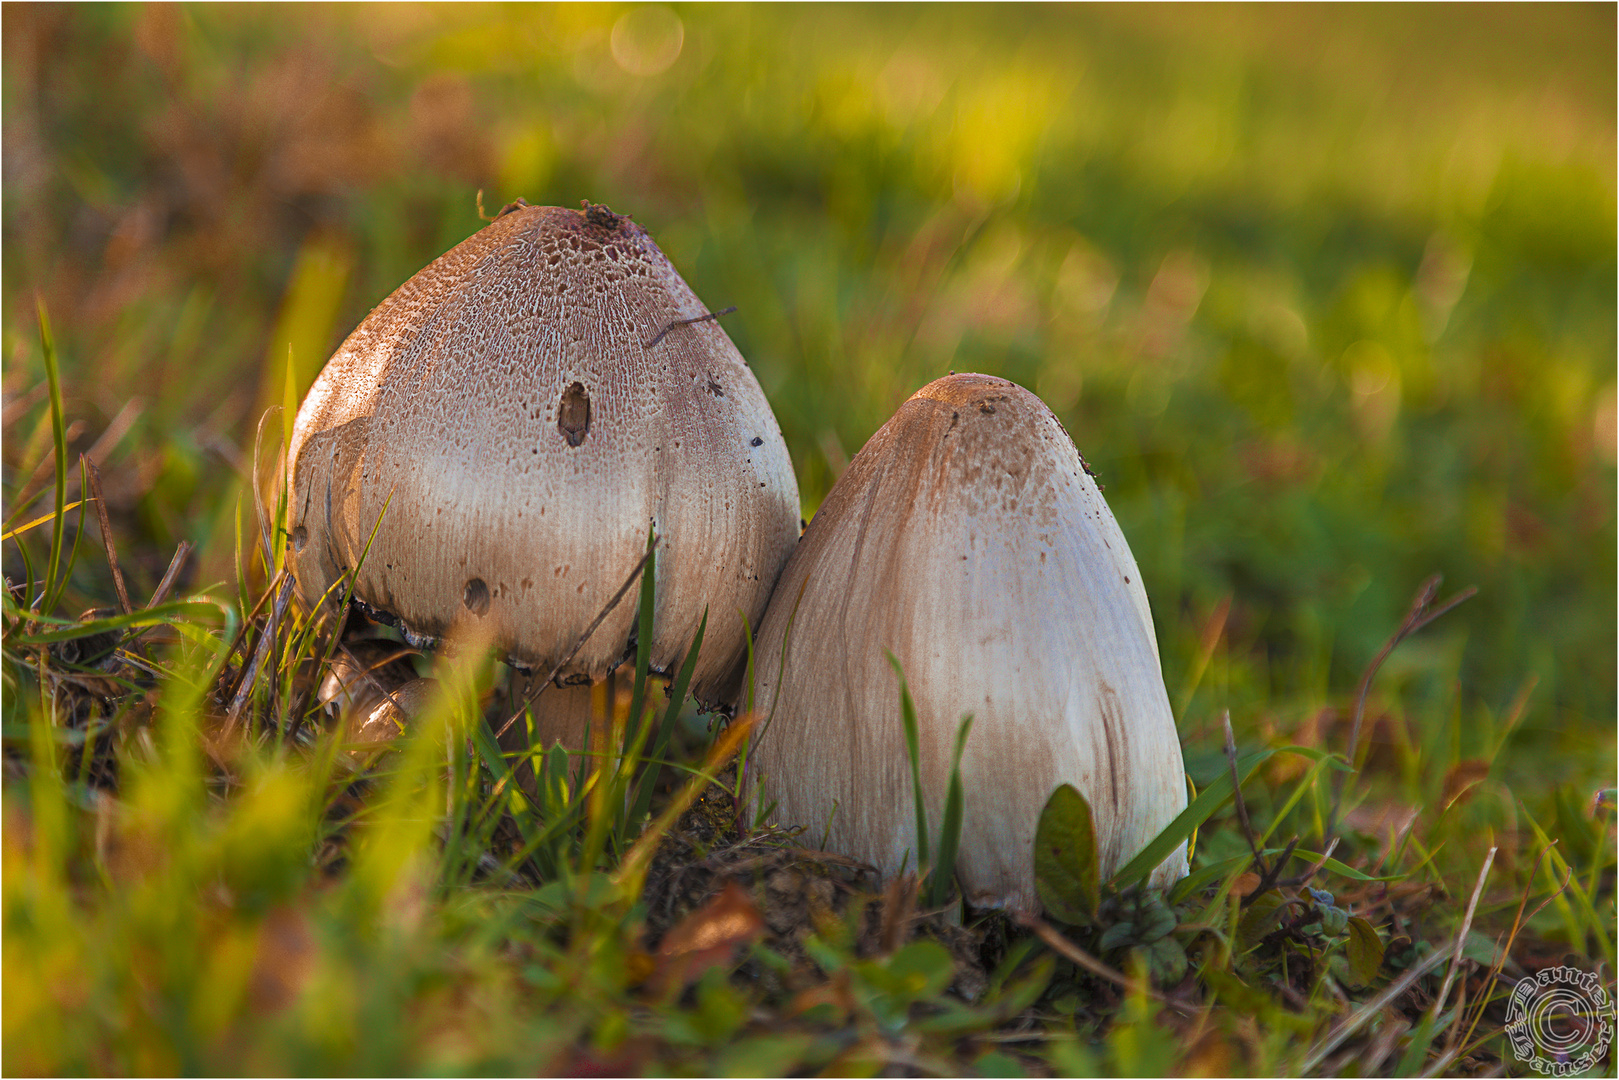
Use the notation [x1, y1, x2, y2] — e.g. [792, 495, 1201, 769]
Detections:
[746, 373, 1187, 911]
[287, 205, 799, 704]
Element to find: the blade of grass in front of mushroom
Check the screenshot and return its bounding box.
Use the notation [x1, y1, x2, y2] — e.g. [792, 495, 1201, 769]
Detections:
[579, 577, 665, 880]
[926, 713, 974, 909]
[888, 651, 931, 875]
[615, 713, 757, 901]
[626, 608, 706, 840]
[732, 606, 757, 824]
[276, 345, 297, 579]
[341, 677, 457, 919]
[754, 574, 808, 748]
[624, 528, 656, 756]
[293, 485, 397, 734]
[437, 651, 507, 890]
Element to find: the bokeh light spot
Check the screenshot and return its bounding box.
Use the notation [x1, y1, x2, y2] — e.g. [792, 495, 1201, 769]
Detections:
[611, 6, 684, 77]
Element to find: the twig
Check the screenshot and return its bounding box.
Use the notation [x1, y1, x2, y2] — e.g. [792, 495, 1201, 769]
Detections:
[1252, 836, 1301, 895]
[493, 542, 658, 740]
[1300, 939, 1457, 1073]
[218, 569, 287, 680]
[1327, 575, 1477, 841]
[125, 540, 195, 647]
[1016, 913, 1198, 1016]
[1453, 847, 1572, 1065]
[84, 457, 132, 616]
[643, 306, 737, 349]
[1278, 836, 1337, 890]
[146, 541, 192, 608]
[226, 573, 296, 726]
[1224, 711, 1268, 879]
[1431, 847, 1497, 1026]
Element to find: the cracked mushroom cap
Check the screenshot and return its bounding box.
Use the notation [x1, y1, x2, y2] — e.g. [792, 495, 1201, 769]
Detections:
[745, 373, 1187, 911]
[286, 203, 800, 706]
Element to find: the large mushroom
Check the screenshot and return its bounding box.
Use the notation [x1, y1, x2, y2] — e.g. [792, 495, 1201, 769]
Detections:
[285, 202, 800, 744]
[745, 373, 1187, 911]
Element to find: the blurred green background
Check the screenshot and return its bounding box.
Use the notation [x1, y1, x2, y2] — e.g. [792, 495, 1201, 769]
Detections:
[4, 3, 1614, 783]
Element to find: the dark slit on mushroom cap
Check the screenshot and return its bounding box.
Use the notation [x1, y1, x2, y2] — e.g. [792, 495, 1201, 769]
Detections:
[558, 382, 590, 447]
[463, 577, 491, 616]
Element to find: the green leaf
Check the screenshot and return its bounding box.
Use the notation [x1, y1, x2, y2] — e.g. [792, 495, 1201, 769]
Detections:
[714, 1034, 814, 1078]
[1237, 891, 1289, 950]
[884, 939, 955, 1001]
[1345, 916, 1385, 987]
[973, 1050, 1029, 1078]
[1135, 891, 1177, 943]
[1033, 784, 1100, 924]
[1098, 922, 1136, 951]
[1144, 936, 1188, 984]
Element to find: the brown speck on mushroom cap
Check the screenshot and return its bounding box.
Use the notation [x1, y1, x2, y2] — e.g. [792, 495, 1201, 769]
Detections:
[745, 373, 1187, 911]
[287, 204, 799, 705]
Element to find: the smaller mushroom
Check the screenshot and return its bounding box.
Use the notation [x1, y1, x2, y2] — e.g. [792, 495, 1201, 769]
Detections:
[745, 374, 1188, 912]
[318, 640, 420, 726]
[353, 677, 440, 746]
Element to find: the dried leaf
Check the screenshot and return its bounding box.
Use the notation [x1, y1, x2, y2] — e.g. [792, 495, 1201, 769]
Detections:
[653, 881, 766, 991]
[1345, 915, 1385, 987]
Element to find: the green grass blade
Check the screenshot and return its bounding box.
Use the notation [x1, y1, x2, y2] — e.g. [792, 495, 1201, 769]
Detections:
[16, 598, 230, 644]
[1, 500, 93, 543]
[1112, 744, 1349, 888]
[625, 528, 656, 757]
[43, 458, 90, 617]
[37, 300, 67, 615]
[1111, 747, 1274, 888]
[887, 651, 930, 872]
[628, 608, 705, 833]
[928, 712, 974, 908]
[233, 493, 250, 621]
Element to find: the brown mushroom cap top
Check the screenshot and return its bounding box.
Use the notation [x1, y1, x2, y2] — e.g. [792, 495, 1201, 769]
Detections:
[746, 373, 1187, 910]
[287, 204, 800, 704]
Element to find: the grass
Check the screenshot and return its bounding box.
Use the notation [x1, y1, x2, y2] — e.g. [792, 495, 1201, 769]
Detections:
[3, 5, 1615, 1075]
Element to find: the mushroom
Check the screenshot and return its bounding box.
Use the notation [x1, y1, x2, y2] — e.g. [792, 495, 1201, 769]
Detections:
[285, 202, 800, 747]
[745, 373, 1187, 911]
